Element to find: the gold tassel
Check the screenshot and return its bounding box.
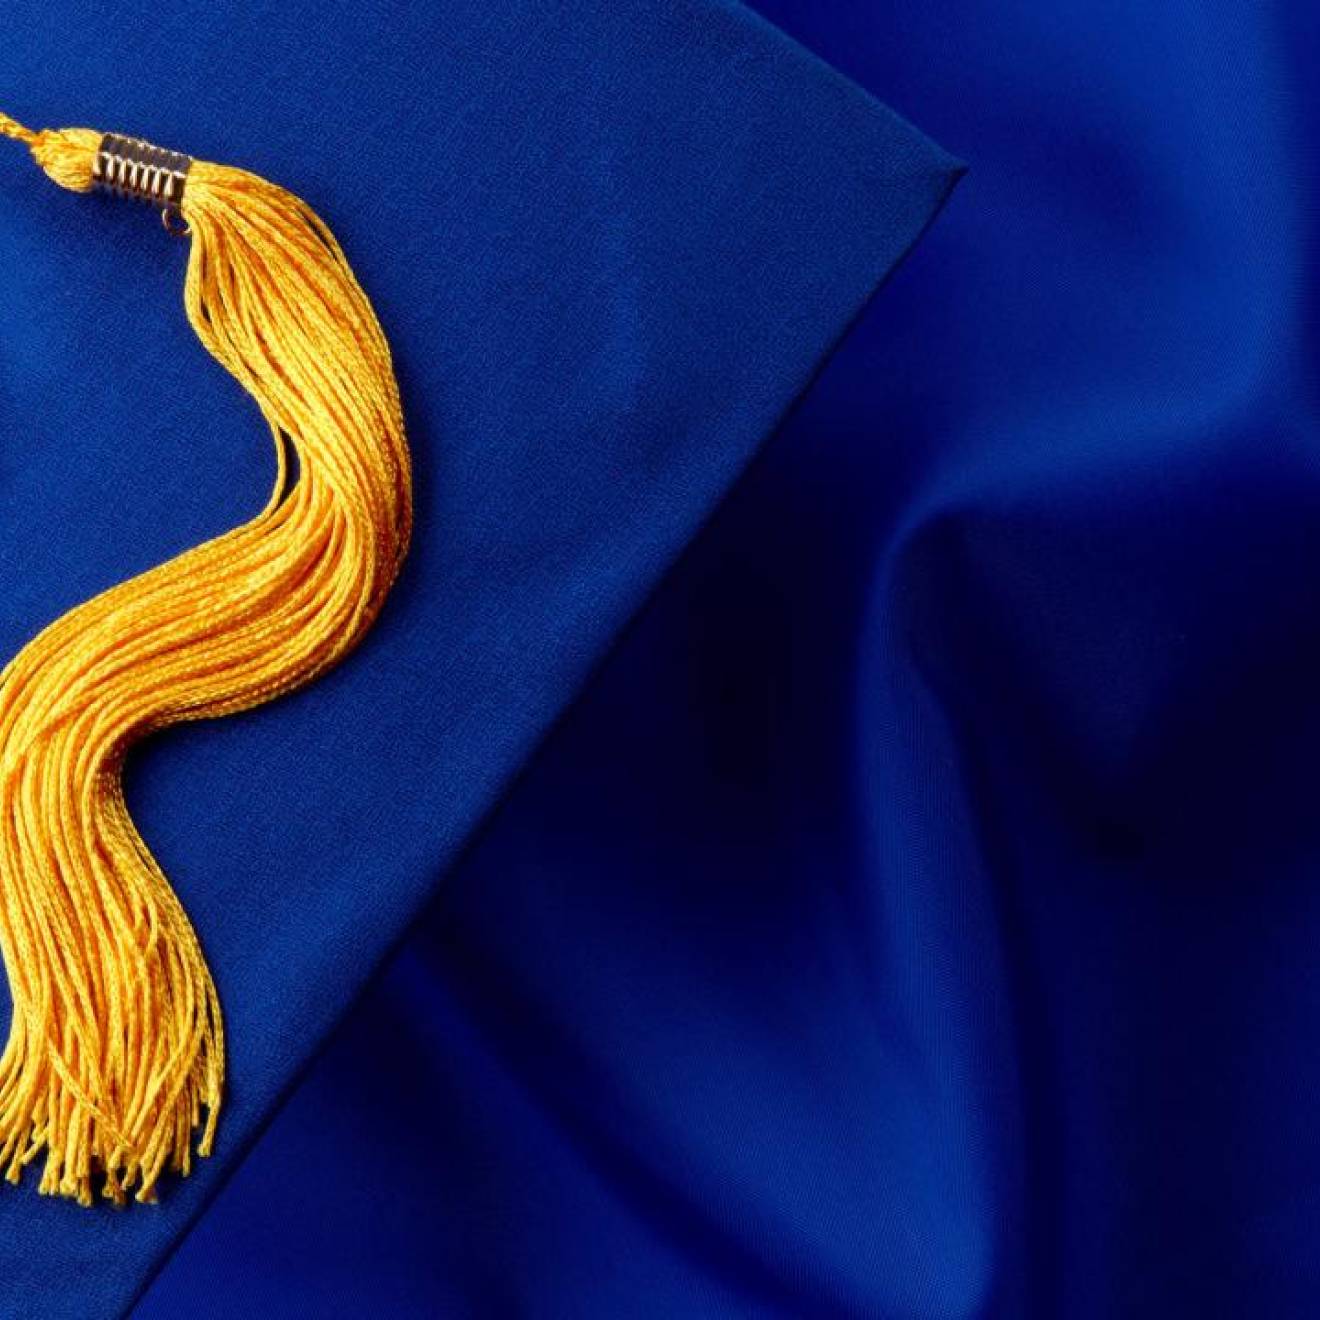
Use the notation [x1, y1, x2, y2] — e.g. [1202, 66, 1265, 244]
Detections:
[0, 112, 412, 1204]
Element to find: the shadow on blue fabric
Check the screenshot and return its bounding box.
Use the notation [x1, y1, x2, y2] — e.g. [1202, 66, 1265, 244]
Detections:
[129, 0, 1320, 1316]
[0, 0, 960, 1316]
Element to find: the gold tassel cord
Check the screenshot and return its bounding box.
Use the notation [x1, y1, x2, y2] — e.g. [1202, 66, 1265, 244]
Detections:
[0, 113, 412, 1204]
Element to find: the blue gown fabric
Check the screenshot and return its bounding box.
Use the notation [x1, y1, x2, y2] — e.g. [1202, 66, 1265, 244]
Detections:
[0, 1, 958, 1316]
[140, 0, 1320, 1317]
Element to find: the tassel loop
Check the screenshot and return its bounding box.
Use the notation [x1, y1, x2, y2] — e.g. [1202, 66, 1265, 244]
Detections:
[0, 115, 99, 193]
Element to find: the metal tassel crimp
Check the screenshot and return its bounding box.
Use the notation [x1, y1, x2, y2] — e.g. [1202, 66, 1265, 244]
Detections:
[93, 132, 192, 232]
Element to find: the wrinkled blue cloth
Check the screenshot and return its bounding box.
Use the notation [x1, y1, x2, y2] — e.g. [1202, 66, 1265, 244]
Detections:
[141, 0, 1320, 1317]
[0, 0, 956, 1316]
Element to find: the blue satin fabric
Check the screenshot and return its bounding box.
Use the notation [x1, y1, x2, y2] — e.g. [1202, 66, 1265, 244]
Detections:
[137, 0, 1320, 1317]
[0, 1, 957, 1316]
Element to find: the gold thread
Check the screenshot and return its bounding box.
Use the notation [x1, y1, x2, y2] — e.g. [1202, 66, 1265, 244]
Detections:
[0, 114, 412, 1204]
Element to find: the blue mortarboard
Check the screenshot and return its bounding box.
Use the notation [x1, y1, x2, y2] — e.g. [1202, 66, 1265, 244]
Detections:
[0, 0, 957, 1312]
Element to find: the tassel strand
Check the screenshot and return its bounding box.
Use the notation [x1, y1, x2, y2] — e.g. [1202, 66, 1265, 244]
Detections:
[0, 114, 412, 1204]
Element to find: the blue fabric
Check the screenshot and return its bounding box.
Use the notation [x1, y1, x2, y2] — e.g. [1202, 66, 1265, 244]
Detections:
[140, 0, 1320, 1317]
[0, 0, 956, 1316]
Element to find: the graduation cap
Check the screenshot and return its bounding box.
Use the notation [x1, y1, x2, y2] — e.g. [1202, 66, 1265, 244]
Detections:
[0, 0, 957, 1311]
